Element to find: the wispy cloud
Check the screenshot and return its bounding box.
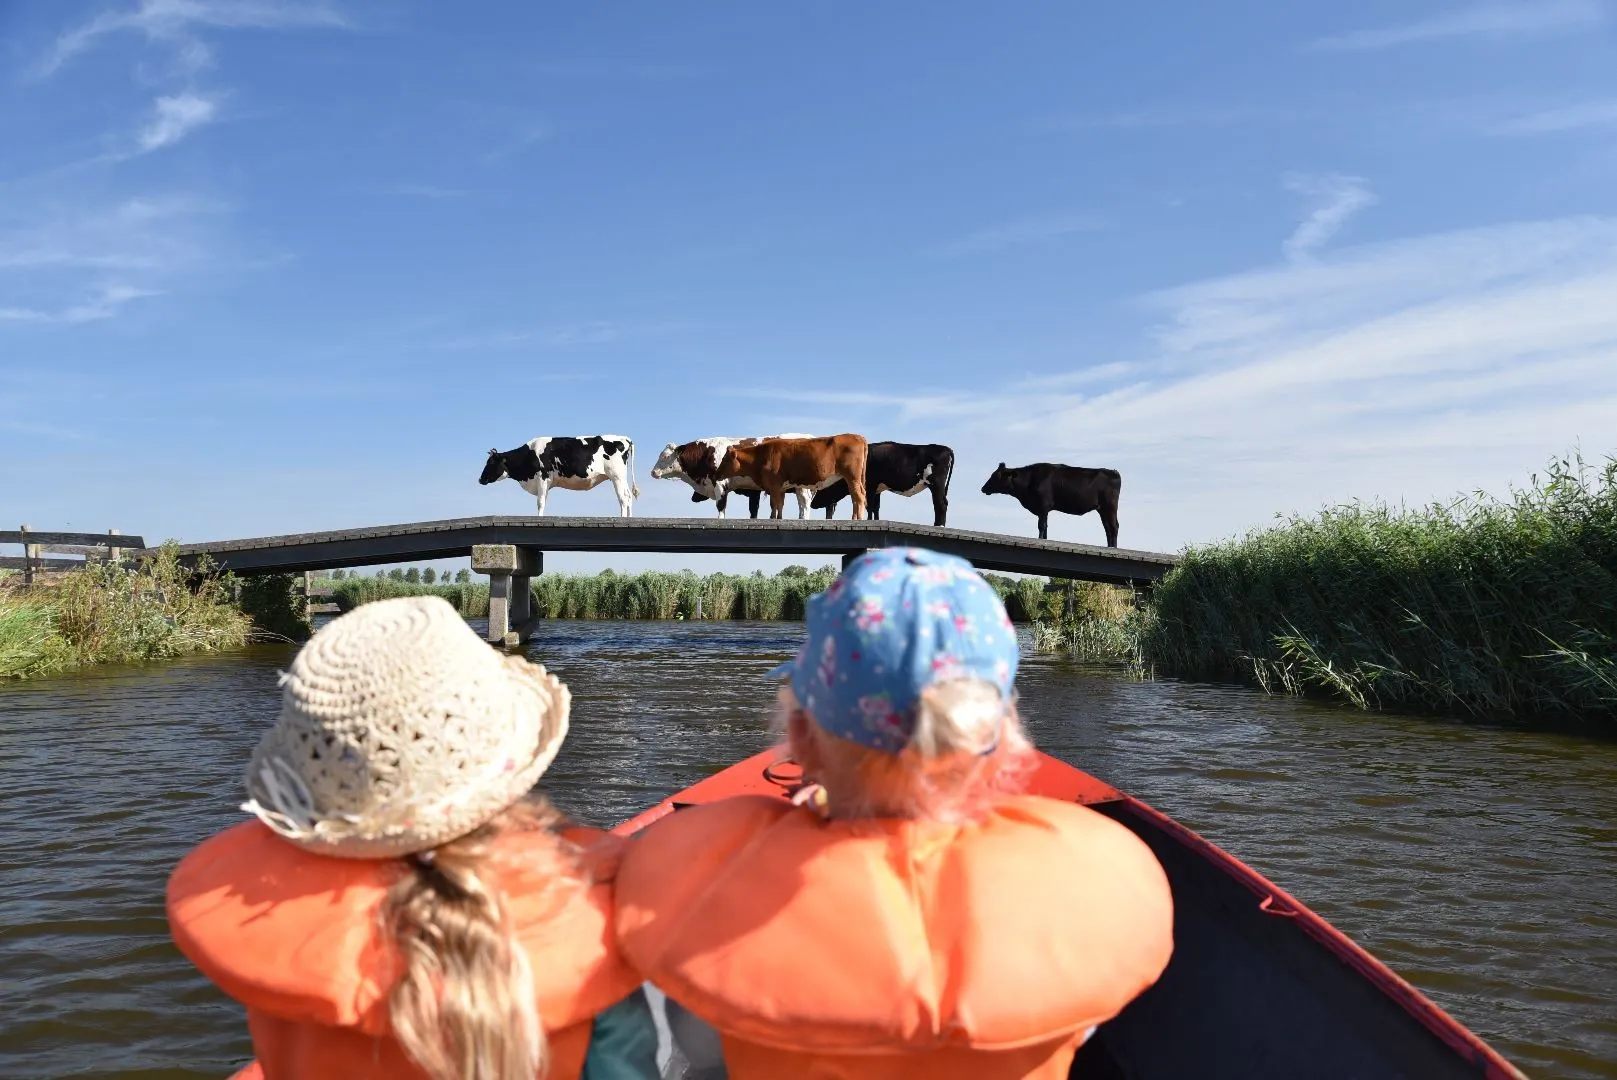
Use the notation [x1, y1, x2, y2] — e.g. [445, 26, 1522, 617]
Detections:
[1307, 1, 1607, 51]
[732, 216, 1617, 549]
[0, 284, 159, 324]
[0, 195, 224, 328]
[1492, 99, 1617, 135]
[927, 212, 1104, 258]
[1282, 173, 1376, 263]
[480, 122, 551, 166]
[137, 92, 219, 151]
[37, 0, 347, 78]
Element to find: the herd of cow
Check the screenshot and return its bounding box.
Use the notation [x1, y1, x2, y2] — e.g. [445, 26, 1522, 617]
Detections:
[478, 433, 1124, 546]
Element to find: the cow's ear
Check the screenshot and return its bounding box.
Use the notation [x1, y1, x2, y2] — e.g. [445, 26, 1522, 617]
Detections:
[998, 461, 1006, 469]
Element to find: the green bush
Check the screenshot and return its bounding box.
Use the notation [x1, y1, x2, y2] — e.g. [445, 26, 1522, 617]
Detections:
[236, 573, 313, 642]
[2, 544, 253, 679]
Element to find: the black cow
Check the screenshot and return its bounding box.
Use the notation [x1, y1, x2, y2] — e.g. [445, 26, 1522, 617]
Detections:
[981, 462, 1121, 545]
[812, 441, 954, 527]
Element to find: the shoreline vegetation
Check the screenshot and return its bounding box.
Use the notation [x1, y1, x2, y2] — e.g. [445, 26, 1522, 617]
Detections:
[1042, 454, 1617, 727]
[325, 566, 1122, 626]
[7, 453, 1610, 729]
[0, 545, 303, 681]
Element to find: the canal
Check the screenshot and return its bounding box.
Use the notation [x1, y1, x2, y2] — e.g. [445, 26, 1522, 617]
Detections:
[2, 621, 1613, 1078]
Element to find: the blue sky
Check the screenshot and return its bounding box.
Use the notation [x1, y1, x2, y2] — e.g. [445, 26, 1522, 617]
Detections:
[4, 1, 1616, 573]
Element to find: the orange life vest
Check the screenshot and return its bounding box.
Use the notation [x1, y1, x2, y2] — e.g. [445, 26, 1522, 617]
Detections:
[168, 820, 642, 1080]
[616, 793, 1173, 1080]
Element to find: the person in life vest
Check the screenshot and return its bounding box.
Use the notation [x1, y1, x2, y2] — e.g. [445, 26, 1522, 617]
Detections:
[166, 595, 658, 1080]
[615, 547, 1174, 1080]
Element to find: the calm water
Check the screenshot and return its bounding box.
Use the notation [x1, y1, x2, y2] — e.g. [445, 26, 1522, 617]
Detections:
[2, 621, 1614, 1079]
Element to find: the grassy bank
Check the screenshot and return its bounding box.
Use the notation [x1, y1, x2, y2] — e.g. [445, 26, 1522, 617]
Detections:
[1042, 454, 1617, 726]
[0, 546, 261, 680]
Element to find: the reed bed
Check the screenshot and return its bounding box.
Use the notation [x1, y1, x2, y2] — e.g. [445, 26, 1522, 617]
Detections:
[1043, 454, 1617, 726]
[330, 577, 491, 617]
[0, 545, 254, 680]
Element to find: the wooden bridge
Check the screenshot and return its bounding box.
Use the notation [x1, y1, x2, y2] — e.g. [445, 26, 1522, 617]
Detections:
[134, 516, 1176, 647]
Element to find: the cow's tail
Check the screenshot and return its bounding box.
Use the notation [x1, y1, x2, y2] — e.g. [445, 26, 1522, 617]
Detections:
[629, 440, 641, 498]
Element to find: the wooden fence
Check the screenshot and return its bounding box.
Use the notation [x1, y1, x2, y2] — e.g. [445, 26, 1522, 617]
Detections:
[0, 527, 147, 586]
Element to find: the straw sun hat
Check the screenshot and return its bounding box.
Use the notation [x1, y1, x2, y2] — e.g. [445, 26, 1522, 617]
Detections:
[241, 595, 570, 859]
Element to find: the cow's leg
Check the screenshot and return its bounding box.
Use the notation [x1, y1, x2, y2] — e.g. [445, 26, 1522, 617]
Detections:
[794, 488, 810, 519]
[747, 491, 762, 519]
[715, 490, 729, 519]
[930, 483, 948, 528]
[1099, 490, 1120, 548]
[868, 488, 882, 521]
[823, 496, 838, 520]
[614, 474, 632, 517]
[1037, 511, 1049, 540]
[535, 478, 549, 516]
[768, 488, 786, 519]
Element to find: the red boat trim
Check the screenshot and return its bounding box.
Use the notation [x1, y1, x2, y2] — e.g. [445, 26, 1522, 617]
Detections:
[1116, 796, 1527, 1080]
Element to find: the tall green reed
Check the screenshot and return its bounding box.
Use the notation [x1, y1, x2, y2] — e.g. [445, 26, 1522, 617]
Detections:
[1142, 453, 1617, 725]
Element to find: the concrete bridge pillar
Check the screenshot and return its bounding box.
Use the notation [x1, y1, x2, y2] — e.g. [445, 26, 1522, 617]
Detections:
[472, 544, 542, 649]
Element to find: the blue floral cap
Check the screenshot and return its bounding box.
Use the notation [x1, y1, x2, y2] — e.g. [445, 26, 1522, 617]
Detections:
[771, 547, 1019, 753]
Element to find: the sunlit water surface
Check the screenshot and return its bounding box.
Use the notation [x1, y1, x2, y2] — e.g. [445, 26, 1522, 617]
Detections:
[2, 621, 1613, 1078]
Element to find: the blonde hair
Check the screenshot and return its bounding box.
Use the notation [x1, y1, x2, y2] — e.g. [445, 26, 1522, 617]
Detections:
[382, 798, 580, 1080]
[780, 679, 1036, 823]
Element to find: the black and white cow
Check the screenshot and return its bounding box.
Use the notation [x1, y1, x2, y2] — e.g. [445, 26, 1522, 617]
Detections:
[981, 462, 1121, 545]
[479, 436, 639, 516]
[649, 434, 820, 518]
[811, 441, 954, 526]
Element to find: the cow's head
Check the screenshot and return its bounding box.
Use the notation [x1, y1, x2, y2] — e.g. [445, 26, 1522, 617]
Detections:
[981, 462, 1013, 496]
[649, 442, 685, 480]
[479, 448, 508, 485]
[714, 447, 744, 481]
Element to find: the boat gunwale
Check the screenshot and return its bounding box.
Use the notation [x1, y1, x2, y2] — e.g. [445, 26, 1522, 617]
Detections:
[1110, 794, 1527, 1080]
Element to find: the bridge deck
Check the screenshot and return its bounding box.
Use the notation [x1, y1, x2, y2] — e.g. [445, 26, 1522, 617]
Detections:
[154, 516, 1177, 584]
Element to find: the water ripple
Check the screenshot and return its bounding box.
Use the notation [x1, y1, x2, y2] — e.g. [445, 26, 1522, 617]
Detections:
[0, 624, 1612, 1077]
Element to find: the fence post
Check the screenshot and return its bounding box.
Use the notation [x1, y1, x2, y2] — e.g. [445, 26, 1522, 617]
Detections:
[20, 524, 38, 587]
[107, 528, 122, 566]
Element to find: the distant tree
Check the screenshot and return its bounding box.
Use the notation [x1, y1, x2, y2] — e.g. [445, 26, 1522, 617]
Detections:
[455, 569, 470, 583]
[422, 567, 437, 584]
[375, 569, 387, 579]
[405, 567, 421, 584]
[389, 568, 404, 581]
[331, 569, 346, 580]
[781, 565, 809, 578]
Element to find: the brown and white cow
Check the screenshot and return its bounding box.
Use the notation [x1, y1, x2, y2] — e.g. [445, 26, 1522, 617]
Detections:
[716, 434, 869, 519]
[649, 434, 818, 518]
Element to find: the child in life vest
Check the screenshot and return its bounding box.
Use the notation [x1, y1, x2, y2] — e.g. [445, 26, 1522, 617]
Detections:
[615, 547, 1174, 1080]
[166, 596, 658, 1080]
